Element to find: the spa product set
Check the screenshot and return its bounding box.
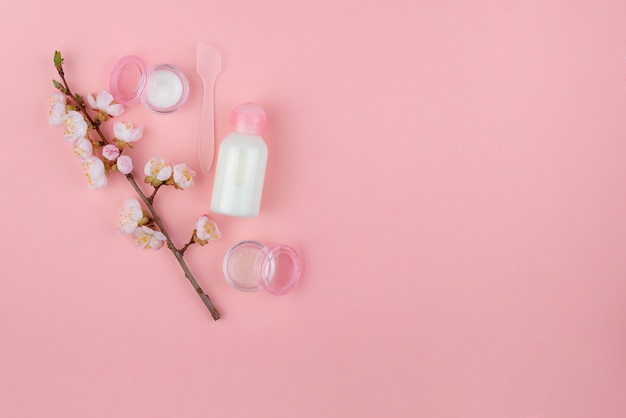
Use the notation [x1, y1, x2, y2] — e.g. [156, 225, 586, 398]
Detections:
[108, 46, 302, 295]
[48, 46, 301, 321]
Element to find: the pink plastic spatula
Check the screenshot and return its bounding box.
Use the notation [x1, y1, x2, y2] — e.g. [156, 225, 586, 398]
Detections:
[196, 43, 221, 172]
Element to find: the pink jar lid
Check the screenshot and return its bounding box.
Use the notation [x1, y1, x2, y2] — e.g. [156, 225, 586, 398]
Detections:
[109, 55, 152, 105]
[223, 241, 302, 295]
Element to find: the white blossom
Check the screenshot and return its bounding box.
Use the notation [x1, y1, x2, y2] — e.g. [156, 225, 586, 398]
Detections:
[195, 216, 221, 243]
[62, 110, 88, 142]
[173, 163, 195, 189]
[73, 138, 93, 159]
[144, 156, 172, 181]
[114, 122, 142, 143]
[81, 156, 107, 189]
[117, 198, 143, 234]
[87, 90, 123, 117]
[48, 93, 66, 126]
[133, 226, 167, 250]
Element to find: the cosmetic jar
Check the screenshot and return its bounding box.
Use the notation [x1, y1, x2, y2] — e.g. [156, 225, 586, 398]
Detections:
[223, 241, 302, 295]
[109, 55, 189, 114]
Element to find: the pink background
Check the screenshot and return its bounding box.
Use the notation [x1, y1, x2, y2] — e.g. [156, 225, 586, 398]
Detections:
[2, 1, 626, 417]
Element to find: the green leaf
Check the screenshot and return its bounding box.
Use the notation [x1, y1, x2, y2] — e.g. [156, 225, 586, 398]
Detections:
[52, 79, 66, 94]
[53, 51, 64, 69]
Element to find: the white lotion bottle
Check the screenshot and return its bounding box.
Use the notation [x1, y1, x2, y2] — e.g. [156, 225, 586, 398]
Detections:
[210, 103, 268, 217]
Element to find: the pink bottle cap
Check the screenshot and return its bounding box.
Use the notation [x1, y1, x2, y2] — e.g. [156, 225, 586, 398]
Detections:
[230, 103, 267, 135]
[223, 241, 301, 295]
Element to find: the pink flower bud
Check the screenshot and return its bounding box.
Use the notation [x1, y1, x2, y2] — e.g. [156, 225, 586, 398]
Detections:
[102, 144, 120, 161]
[117, 155, 133, 174]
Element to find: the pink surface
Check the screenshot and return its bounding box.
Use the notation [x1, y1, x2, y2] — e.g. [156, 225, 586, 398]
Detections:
[2, 1, 626, 417]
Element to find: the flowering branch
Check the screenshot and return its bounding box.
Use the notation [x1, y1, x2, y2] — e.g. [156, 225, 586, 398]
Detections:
[125, 174, 220, 319]
[49, 51, 221, 321]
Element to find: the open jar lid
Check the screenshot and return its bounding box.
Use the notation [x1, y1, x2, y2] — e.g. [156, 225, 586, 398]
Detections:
[223, 241, 302, 295]
[109, 55, 152, 105]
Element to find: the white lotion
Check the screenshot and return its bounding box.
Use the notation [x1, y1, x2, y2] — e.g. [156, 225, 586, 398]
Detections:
[146, 69, 184, 109]
[211, 103, 268, 217]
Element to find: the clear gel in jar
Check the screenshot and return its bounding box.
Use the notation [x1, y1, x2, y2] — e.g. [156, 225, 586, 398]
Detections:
[109, 55, 189, 114]
[223, 241, 302, 295]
